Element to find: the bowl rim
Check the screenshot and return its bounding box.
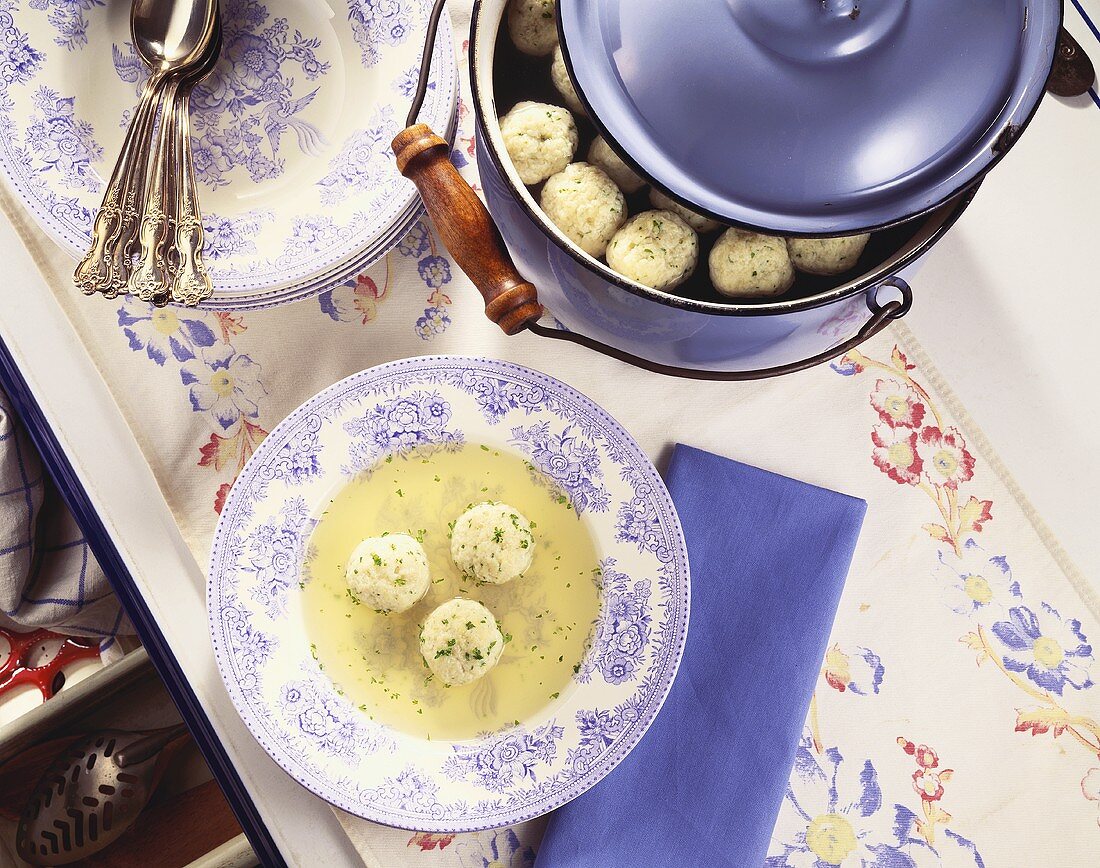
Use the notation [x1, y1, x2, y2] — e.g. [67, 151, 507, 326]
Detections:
[469, 0, 986, 318]
[207, 355, 691, 831]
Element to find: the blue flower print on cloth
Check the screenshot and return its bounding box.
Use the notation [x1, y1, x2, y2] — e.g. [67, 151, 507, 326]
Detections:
[822, 645, 885, 696]
[397, 221, 432, 258]
[415, 306, 452, 340]
[767, 737, 985, 868]
[181, 353, 268, 430]
[991, 603, 1094, 695]
[455, 828, 536, 868]
[936, 539, 1020, 619]
[418, 255, 452, 288]
[118, 299, 234, 368]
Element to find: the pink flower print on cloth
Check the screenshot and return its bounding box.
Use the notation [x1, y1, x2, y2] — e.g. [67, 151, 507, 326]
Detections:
[1081, 769, 1100, 828]
[870, 423, 923, 485]
[916, 426, 975, 490]
[869, 378, 926, 429]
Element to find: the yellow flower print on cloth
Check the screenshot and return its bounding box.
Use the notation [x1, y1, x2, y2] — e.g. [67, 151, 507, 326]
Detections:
[767, 735, 984, 867]
[936, 540, 1020, 618]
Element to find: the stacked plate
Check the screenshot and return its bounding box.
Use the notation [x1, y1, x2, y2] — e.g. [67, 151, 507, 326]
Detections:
[0, 0, 457, 310]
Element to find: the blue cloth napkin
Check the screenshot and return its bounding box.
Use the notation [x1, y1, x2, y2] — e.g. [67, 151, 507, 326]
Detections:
[535, 444, 867, 868]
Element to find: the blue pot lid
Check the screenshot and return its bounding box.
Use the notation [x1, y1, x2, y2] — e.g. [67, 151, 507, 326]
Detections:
[558, 0, 1060, 234]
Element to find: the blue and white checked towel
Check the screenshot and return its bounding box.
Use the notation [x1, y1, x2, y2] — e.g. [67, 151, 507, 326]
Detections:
[0, 387, 130, 646]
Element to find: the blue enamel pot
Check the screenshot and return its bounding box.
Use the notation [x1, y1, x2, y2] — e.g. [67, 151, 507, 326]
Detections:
[436, 0, 1070, 379]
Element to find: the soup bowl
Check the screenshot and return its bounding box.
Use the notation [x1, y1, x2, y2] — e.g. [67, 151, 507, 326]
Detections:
[208, 356, 689, 830]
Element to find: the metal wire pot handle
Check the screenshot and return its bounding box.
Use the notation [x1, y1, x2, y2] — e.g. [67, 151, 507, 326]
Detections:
[527, 278, 913, 381]
[394, 1, 913, 380]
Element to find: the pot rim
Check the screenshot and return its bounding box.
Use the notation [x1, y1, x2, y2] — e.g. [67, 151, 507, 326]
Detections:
[467, 0, 1023, 317]
[552, 0, 1062, 238]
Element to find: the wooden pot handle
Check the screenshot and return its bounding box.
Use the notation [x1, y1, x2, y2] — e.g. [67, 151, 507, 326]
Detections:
[392, 124, 542, 335]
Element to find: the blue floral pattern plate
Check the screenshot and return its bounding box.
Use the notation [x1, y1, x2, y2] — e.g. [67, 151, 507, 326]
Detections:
[0, 0, 456, 309]
[208, 357, 690, 830]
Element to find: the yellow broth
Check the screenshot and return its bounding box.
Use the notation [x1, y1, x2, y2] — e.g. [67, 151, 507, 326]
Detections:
[302, 443, 602, 741]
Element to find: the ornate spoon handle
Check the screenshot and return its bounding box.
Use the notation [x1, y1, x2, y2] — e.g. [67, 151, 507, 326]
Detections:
[73, 72, 164, 295]
[103, 79, 163, 298]
[128, 78, 181, 305]
[170, 79, 212, 306]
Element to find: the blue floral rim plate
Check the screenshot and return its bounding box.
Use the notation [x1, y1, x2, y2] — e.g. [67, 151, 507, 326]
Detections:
[207, 356, 690, 830]
[0, 0, 456, 309]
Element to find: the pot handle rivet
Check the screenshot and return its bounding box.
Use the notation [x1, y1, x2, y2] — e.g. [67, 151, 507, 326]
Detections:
[1046, 27, 1095, 98]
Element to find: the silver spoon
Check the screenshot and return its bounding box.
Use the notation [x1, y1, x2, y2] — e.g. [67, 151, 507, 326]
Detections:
[15, 724, 188, 865]
[107, 17, 221, 302]
[127, 0, 218, 303]
[167, 18, 221, 306]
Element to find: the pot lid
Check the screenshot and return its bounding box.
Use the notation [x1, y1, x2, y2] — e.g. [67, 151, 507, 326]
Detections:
[557, 0, 1059, 234]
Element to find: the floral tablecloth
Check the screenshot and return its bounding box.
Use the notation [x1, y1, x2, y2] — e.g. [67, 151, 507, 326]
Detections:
[2, 0, 1100, 865]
